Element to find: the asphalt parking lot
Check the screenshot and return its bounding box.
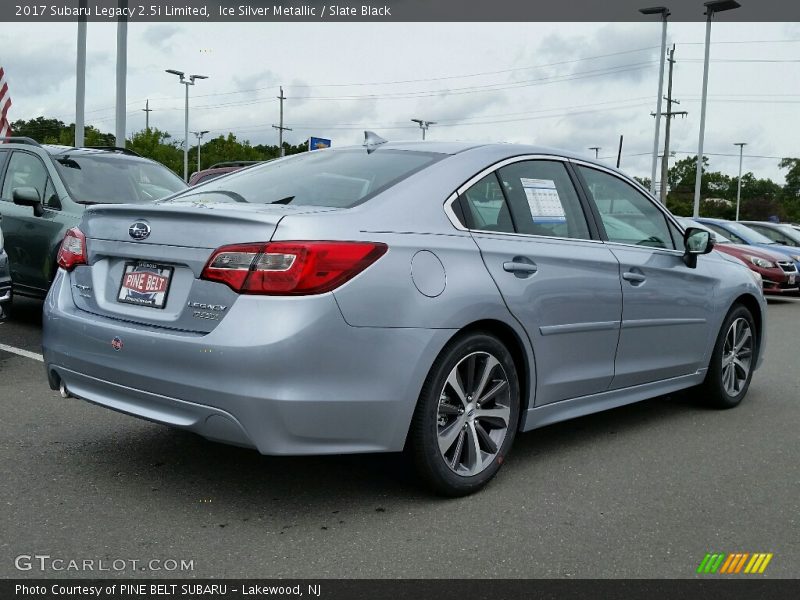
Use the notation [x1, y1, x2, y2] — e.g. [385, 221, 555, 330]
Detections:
[1, 296, 798, 579]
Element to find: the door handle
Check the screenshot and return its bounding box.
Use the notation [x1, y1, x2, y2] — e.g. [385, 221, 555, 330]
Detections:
[503, 260, 538, 276]
[622, 271, 647, 284]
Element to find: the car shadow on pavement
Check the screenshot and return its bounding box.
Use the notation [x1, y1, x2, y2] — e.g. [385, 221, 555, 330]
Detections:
[63, 391, 701, 510]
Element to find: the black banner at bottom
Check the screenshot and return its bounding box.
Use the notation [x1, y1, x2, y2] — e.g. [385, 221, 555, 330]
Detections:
[4, 579, 799, 600]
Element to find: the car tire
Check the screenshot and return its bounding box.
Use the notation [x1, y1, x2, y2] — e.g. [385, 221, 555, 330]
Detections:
[698, 304, 757, 409]
[408, 331, 520, 496]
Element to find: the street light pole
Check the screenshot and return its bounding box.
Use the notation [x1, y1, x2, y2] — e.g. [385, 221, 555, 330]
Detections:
[640, 6, 670, 197]
[411, 118, 436, 140]
[75, 0, 87, 147]
[589, 146, 601, 159]
[193, 130, 209, 174]
[114, 0, 128, 148]
[734, 142, 747, 221]
[692, 0, 740, 218]
[166, 69, 208, 182]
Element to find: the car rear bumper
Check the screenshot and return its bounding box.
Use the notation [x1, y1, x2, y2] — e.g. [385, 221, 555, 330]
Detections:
[43, 269, 454, 455]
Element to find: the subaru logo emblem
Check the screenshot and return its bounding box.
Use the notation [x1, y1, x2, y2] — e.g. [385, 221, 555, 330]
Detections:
[129, 221, 151, 240]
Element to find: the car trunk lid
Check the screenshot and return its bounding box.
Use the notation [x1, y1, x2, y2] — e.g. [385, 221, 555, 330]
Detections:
[70, 202, 336, 333]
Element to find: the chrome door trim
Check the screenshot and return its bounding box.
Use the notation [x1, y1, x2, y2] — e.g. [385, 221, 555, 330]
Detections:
[443, 153, 688, 256]
[443, 154, 572, 233]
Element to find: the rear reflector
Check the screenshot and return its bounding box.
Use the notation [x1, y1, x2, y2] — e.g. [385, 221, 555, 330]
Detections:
[57, 227, 88, 271]
[201, 241, 388, 295]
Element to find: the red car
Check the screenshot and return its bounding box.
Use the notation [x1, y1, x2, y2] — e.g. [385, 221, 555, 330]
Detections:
[188, 161, 261, 186]
[679, 218, 798, 295]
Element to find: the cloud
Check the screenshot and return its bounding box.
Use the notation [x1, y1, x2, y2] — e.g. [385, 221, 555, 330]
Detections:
[141, 25, 182, 52]
[3, 46, 76, 97]
[232, 70, 280, 97]
[523, 24, 661, 86]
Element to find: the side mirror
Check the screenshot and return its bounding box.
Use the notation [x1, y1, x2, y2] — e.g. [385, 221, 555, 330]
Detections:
[683, 227, 714, 268]
[12, 187, 44, 217]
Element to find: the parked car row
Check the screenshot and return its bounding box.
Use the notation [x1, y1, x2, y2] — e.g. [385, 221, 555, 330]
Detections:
[36, 139, 768, 495]
[696, 217, 800, 271]
[676, 217, 799, 296]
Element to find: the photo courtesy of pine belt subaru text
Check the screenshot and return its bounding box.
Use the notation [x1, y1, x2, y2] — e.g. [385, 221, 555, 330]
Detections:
[42, 137, 767, 496]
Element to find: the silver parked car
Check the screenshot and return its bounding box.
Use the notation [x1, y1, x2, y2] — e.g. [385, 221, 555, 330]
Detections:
[42, 139, 767, 495]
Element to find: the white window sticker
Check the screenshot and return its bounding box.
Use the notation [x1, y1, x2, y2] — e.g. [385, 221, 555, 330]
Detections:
[520, 178, 567, 223]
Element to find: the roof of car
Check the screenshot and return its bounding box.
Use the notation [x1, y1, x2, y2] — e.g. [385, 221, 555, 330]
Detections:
[334, 141, 626, 178]
[43, 145, 144, 158]
[358, 140, 591, 161]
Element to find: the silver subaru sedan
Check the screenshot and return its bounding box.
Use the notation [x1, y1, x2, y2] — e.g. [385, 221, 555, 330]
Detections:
[42, 139, 766, 496]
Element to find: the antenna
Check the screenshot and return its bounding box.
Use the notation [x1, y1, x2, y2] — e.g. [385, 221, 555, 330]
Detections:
[363, 131, 388, 153]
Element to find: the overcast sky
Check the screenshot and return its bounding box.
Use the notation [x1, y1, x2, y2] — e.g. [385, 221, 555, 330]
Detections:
[2, 21, 799, 183]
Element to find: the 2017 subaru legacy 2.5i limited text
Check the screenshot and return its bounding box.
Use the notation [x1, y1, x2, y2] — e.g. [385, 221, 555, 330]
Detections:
[42, 138, 767, 495]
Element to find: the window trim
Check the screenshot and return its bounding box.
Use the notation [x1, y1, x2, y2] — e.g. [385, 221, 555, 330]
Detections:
[1, 150, 53, 206]
[569, 159, 686, 256]
[443, 154, 602, 242]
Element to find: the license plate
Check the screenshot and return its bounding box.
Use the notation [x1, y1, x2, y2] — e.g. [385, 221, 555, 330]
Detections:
[117, 262, 174, 309]
[790, 274, 796, 285]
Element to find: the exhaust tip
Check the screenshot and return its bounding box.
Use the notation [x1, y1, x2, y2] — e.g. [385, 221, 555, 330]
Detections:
[59, 382, 70, 399]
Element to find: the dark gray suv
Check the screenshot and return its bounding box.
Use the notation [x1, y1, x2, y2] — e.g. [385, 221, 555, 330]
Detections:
[0, 137, 186, 301]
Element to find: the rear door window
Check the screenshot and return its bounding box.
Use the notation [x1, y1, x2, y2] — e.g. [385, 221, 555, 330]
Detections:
[496, 160, 591, 240]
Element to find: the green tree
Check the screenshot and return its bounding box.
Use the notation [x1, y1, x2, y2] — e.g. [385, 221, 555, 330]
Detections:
[779, 158, 800, 221]
[10, 116, 66, 141]
[128, 128, 183, 175]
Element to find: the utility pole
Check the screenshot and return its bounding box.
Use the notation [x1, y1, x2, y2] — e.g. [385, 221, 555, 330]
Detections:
[272, 86, 292, 157]
[653, 44, 687, 203]
[142, 99, 152, 131]
[734, 142, 747, 221]
[588, 146, 601, 160]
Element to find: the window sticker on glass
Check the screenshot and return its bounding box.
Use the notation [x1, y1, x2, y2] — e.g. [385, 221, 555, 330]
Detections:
[520, 178, 566, 223]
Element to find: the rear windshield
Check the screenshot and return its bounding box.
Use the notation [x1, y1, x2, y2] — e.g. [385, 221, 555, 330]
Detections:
[167, 149, 442, 208]
[55, 154, 186, 204]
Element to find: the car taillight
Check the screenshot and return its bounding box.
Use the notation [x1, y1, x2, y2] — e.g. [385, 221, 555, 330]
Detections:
[201, 241, 388, 295]
[57, 227, 87, 271]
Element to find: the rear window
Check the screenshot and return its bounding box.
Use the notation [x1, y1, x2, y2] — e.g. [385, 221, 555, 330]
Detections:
[55, 154, 186, 204]
[166, 149, 442, 208]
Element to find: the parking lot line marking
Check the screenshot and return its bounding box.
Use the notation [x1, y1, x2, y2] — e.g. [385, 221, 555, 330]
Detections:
[0, 342, 43, 362]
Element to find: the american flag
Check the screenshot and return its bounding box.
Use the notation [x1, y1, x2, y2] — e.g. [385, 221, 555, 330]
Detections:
[0, 67, 11, 139]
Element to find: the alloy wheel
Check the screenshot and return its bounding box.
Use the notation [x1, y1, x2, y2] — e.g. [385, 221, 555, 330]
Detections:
[436, 351, 511, 476]
[721, 317, 753, 397]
